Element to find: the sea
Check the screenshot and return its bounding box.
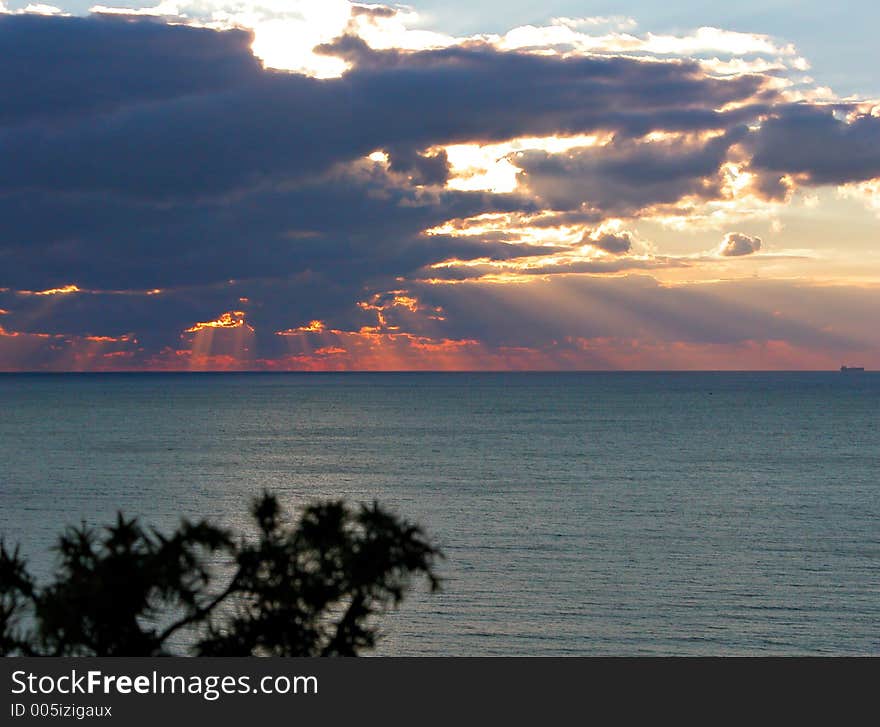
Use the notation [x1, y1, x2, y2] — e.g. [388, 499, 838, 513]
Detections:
[0, 372, 877, 655]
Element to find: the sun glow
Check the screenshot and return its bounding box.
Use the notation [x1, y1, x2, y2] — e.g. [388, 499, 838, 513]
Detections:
[442, 134, 611, 193]
[249, 9, 351, 78]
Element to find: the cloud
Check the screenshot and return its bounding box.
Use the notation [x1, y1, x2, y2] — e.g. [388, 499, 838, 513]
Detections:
[387, 146, 450, 186]
[497, 23, 799, 65]
[420, 256, 690, 282]
[837, 177, 880, 216]
[587, 232, 633, 255]
[0, 12, 877, 370]
[0, 13, 779, 307]
[0, 18, 773, 206]
[718, 232, 762, 257]
[0, 15, 260, 127]
[516, 128, 750, 215]
[350, 3, 397, 20]
[3, 275, 878, 371]
[83, 3, 805, 80]
[748, 105, 880, 186]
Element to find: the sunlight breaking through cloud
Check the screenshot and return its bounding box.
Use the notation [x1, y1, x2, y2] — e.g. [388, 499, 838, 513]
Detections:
[0, 4, 879, 370]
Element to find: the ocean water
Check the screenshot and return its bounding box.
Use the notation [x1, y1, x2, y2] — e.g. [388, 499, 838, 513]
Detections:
[0, 372, 877, 655]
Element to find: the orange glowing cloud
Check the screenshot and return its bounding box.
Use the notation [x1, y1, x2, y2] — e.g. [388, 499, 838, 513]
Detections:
[272, 325, 486, 371]
[0, 325, 55, 339]
[294, 320, 327, 333]
[18, 284, 82, 296]
[83, 334, 135, 343]
[0, 323, 141, 371]
[2, 318, 874, 372]
[354, 290, 445, 327]
[14, 284, 165, 298]
[271, 289, 477, 369]
[184, 310, 254, 333]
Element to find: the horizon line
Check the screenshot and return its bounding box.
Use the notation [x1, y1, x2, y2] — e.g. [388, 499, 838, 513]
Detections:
[0, 369, 873, 375]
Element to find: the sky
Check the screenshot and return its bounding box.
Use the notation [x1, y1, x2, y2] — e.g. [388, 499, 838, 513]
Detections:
[1, 1, 879, 370]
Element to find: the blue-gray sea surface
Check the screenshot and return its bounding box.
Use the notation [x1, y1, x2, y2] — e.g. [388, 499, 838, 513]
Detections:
[0, 372, 877, 655]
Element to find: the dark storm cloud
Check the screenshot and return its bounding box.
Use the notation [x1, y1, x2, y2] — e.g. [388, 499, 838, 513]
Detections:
[0, 170, 532, 290]
[0, 16, 772, 296]
[318, 35, 776, 141]
[517, 128, 747, 214]
[387, 147, 451, 186]
[1, 14, 877, 367]
[0, 15, 260, 127]
[749, 105, 880, 185]
[0, 276, 363, 358]
[0, 19, 774, 202]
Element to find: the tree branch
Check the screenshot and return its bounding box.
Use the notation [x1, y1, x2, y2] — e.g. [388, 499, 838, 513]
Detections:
[156, 575, 241, 645]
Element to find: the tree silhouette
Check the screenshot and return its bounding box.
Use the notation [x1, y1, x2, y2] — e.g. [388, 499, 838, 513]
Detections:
[0, 494, 441, 656]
